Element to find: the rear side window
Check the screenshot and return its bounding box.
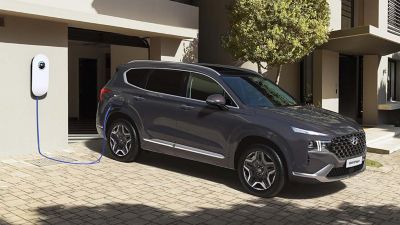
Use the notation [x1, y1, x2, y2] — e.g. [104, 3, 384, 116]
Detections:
[125, 69, 149, 88]
[146, 69, 189, 97]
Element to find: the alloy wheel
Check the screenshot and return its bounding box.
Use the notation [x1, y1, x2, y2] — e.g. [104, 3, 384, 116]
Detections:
[242, 151, 277, 191]
[109, 124, 132, 157]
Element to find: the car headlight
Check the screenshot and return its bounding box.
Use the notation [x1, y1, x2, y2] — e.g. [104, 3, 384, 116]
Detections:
[307, 140, 331, 152]
[291, 127, 328, 136]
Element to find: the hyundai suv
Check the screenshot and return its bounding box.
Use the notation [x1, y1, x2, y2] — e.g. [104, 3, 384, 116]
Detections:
[97, 60, 366, 197]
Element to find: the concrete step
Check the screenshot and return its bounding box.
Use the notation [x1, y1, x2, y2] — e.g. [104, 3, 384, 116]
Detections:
[68, 134, 101, 143]
[368, 137, 400, 154]
[365, 126, 400, 145]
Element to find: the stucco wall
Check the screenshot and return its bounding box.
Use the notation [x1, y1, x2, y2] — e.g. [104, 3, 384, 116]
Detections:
[327, 0, 341, 31]
[13, 0, 198, 29]
[0, 0, 198, 39]
[198, 0, 233, 65]
[149, 37, 192, 62]
[313, 49, 339, 113]
[0, 16, 68, 157]
[110, 45, 148, 75]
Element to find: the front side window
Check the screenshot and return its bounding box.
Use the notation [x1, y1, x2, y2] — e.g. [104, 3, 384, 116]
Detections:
[187, 73, 235, 106]
[222, 76, 298, 107]
[146, 69, 189, 97]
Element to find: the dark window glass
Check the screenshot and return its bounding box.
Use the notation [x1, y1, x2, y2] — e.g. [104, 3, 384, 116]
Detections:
[126, 69, 149, 88]
[222, 76, 297, 107]
[146, 69, 188, 97]
[388, 59, 397, 101]
[188, 73, 236, 106]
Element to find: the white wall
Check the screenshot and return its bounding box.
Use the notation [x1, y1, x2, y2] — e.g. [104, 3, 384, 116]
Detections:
[111, 45, 148, 74]
[68, 42, 110, 118]
[13, 0, 198, 29]
[328, 0, 342, 31]
[0, 0, 198, 39]
[0, 16, 68, 157]
[149, 37, 191, 62]
[313, 49, 339, 112]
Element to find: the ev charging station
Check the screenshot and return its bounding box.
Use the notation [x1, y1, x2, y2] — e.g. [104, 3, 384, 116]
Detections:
[32, 54, 110, 165]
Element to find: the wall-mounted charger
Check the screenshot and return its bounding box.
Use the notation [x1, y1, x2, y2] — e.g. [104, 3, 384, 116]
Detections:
[32, 54, 49, 97]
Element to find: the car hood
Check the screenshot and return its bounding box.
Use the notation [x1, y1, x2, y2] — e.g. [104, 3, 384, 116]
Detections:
[256, 105, 362, 136]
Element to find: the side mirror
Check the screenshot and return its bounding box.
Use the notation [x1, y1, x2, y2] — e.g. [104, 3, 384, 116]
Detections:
[206, 94, 228, 110]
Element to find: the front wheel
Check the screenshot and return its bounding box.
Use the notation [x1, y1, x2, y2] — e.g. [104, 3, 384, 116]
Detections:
[237, 145, 286, 198]
[107, 119, 140, 162]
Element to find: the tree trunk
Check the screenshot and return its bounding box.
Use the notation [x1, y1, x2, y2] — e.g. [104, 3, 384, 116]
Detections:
[275, 65, 282, 85]
[257, 62, 262, 74]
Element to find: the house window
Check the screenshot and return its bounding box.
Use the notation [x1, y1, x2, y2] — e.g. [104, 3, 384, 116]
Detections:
[388, 0, 400, 36]
[388, 59, 398, 101]
[342, 0, 354, 29]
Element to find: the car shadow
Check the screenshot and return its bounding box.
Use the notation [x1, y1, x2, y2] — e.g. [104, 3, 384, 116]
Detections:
[84, 139, 346, 199]
[31, 200, 400, 225]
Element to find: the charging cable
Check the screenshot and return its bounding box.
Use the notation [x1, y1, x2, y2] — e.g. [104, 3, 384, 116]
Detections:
[35, 97, 111, 165]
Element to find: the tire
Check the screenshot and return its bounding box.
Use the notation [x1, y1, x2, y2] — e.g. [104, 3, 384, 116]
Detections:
[106, 119, 140, 162]
[237, 144, 286, 198]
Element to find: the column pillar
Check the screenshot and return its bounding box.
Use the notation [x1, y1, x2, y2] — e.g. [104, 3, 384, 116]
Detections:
[363, 55, 387, 126]
[313, 49, 339, 113]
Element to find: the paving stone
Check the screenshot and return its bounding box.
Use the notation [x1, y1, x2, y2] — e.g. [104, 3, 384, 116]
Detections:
[0, 143, 399, 224]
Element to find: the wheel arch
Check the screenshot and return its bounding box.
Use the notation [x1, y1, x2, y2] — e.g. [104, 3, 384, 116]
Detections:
[233, 135, 291, 174]
[106, 108, 142, 143]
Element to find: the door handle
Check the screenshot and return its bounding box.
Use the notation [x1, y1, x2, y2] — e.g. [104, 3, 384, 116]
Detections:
[179, 105, 195, 111]
[133, 96, 145, 101]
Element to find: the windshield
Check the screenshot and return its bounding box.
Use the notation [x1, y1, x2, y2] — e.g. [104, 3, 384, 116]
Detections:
[222, 76, 298, 107]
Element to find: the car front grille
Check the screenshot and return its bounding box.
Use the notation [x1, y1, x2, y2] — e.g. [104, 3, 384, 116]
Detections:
[327, 162, 364, 178]
[328, 132, 366, 160]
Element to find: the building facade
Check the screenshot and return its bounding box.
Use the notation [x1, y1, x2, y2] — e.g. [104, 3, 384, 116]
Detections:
[199, 0, 400, 127]
[0, 0, 198, 156]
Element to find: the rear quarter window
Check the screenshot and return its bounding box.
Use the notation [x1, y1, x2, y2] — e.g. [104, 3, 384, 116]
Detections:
[125, 69, 150, 88]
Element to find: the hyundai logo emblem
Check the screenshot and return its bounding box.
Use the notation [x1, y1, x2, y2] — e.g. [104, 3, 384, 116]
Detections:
[349, 136, 359, 146]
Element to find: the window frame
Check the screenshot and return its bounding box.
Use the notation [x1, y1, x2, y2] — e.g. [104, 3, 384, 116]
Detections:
[123, 67, 240, 109]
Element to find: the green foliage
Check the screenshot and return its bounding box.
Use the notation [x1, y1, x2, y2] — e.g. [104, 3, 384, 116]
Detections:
[366, 159, 383, 168]
[222, 0, 330, 71]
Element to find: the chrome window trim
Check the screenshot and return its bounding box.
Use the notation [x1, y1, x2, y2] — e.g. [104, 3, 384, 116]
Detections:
[123, 67, 240, 109]
[143, 138, 225, 159]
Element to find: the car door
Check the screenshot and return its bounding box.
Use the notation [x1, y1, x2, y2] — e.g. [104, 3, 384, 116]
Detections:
[174, 72, 245, 164]
[123, 68, 189, 152]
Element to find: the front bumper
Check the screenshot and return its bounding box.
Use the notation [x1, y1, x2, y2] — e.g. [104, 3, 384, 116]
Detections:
[291, 150, 366, 183]
[292, 161, 366, 182]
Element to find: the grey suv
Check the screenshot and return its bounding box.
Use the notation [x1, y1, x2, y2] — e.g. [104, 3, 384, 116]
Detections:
[97, 60, 366, 197]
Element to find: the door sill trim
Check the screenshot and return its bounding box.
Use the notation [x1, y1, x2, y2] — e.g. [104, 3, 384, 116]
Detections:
[143, 138, 225, 159]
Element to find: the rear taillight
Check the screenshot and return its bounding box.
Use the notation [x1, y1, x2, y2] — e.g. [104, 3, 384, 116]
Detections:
[99, 88, 112, 102]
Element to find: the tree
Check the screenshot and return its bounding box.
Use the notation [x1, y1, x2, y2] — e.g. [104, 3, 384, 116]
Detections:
[222, 0, 330, 84]
[182, 35, 199, 63]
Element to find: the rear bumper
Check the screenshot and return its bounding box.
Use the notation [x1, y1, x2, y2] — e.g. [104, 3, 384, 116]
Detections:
[96, 124, 104, 138]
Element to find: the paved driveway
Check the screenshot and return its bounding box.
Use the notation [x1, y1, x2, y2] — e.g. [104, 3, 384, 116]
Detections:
[0, 141, 399, 225]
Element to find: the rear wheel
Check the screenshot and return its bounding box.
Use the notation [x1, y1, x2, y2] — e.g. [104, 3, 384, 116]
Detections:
[107, 119, 140, 162]
[237, 144, 286, 198]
